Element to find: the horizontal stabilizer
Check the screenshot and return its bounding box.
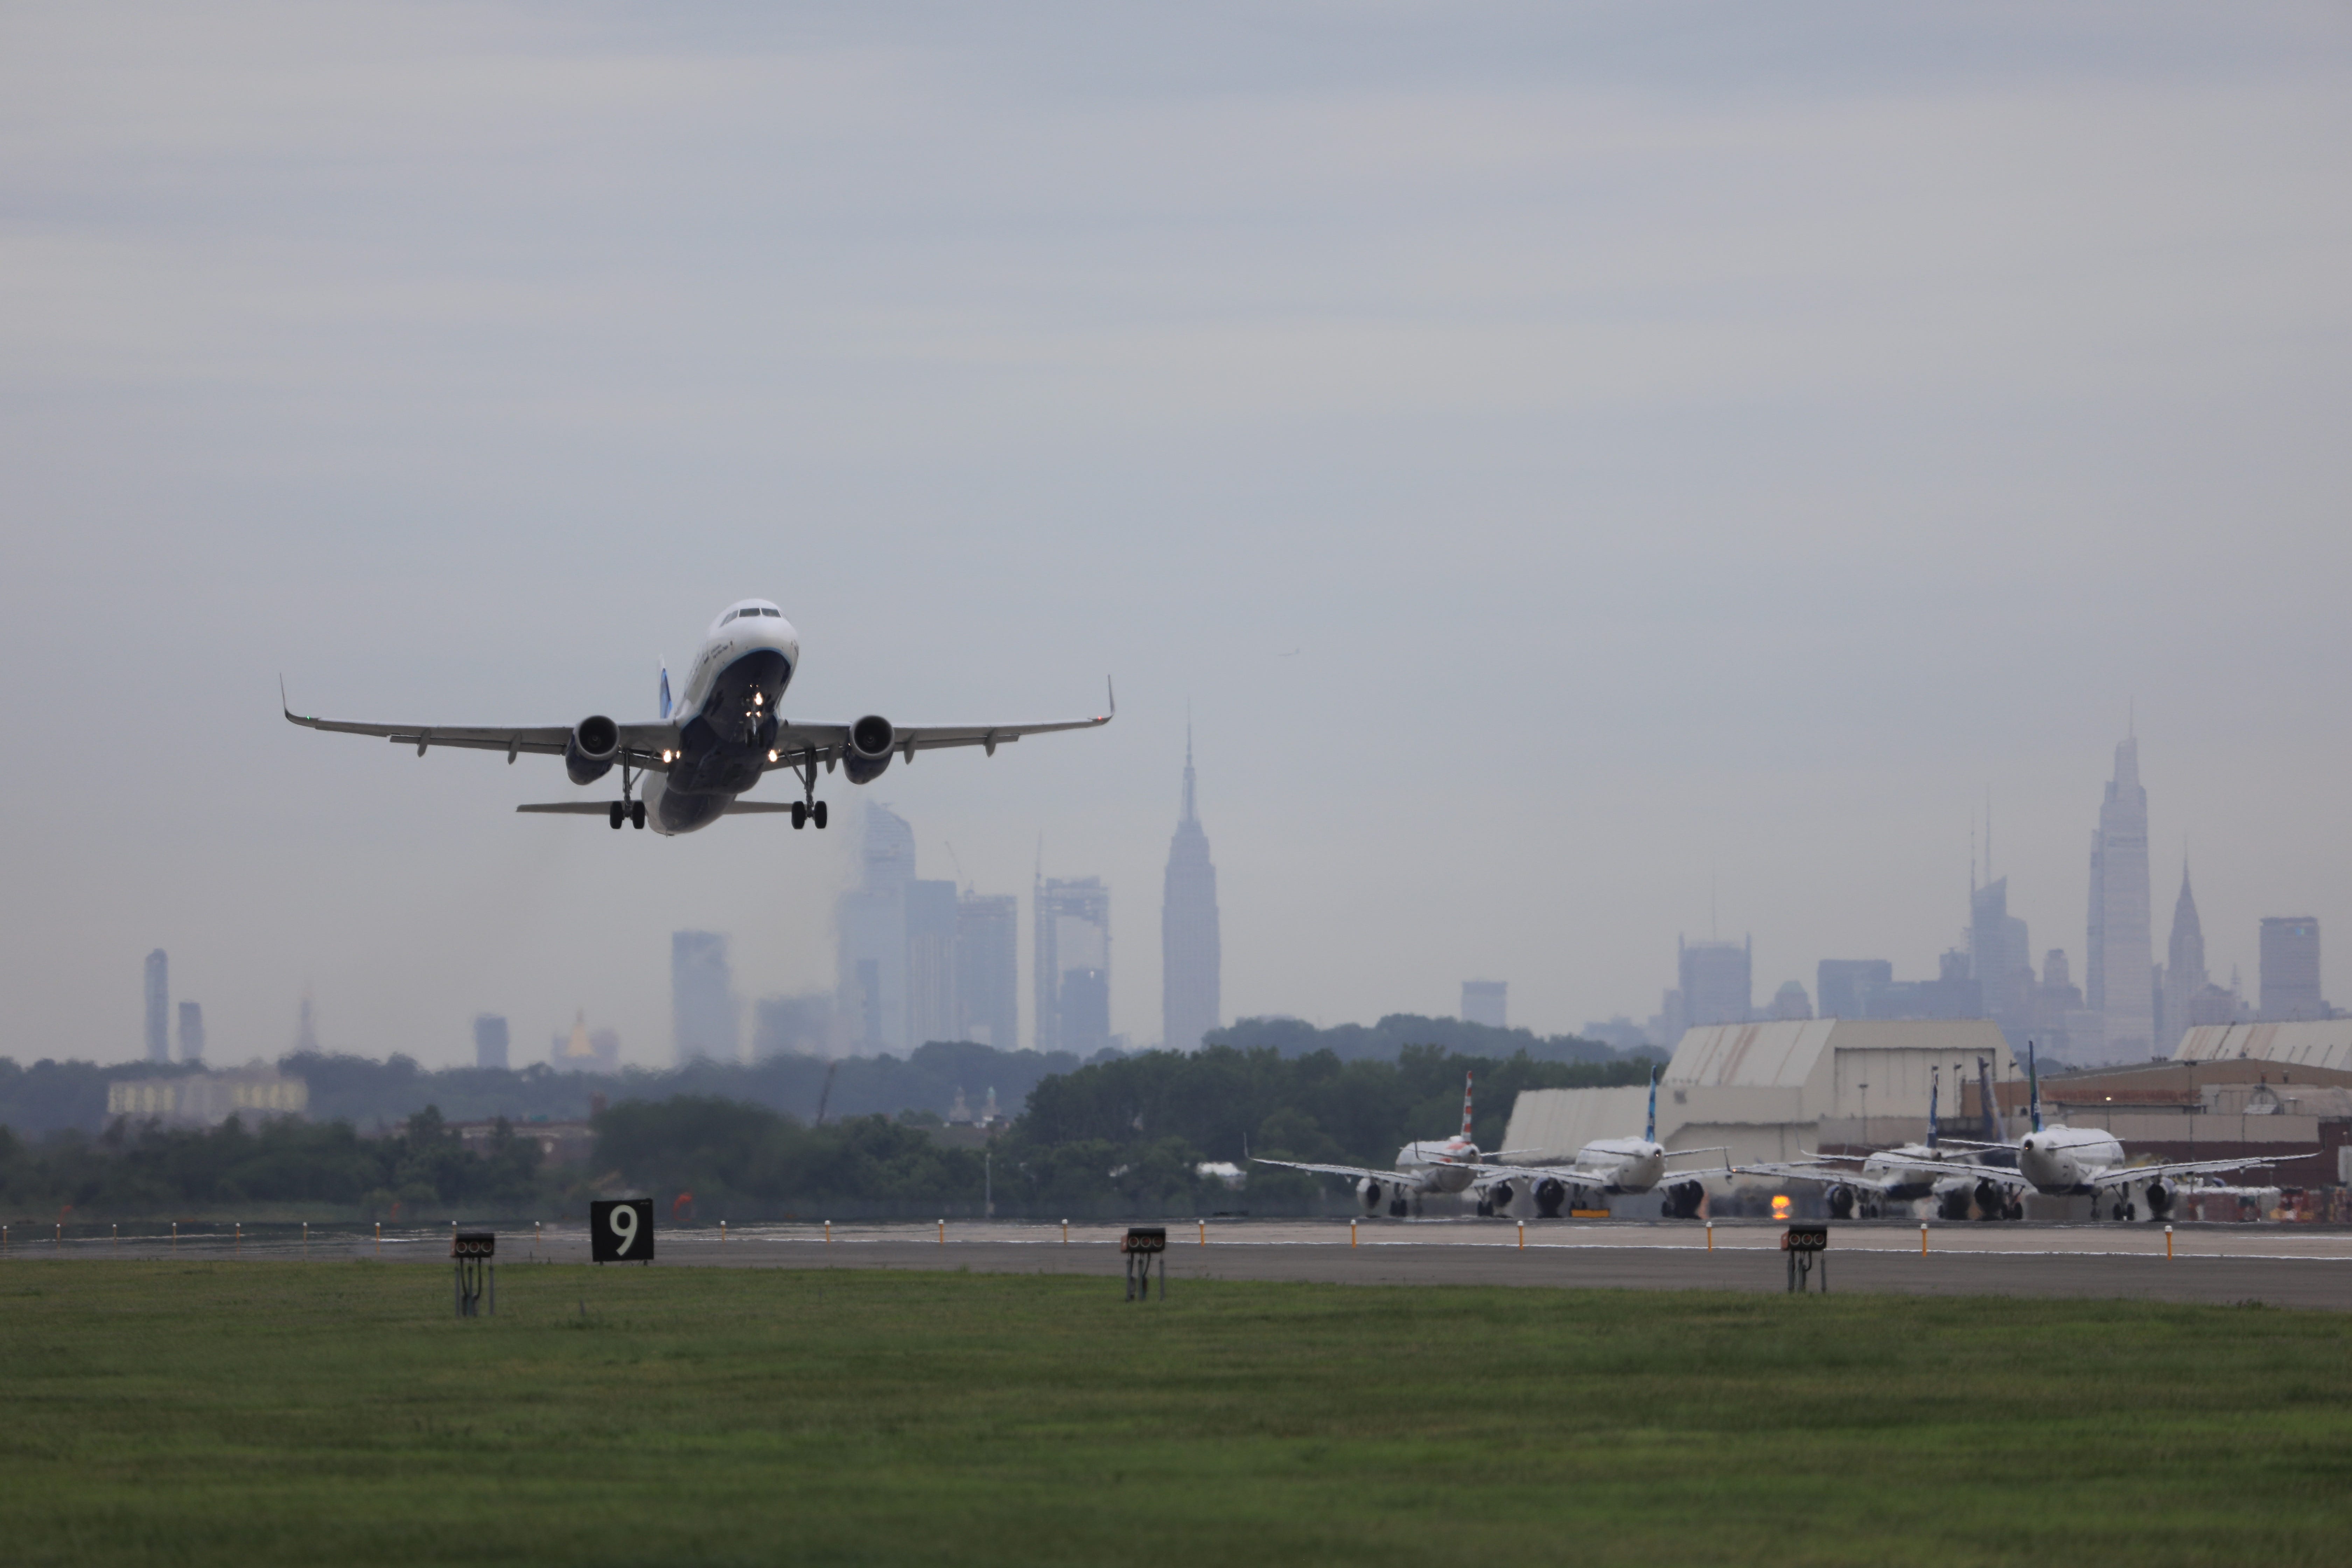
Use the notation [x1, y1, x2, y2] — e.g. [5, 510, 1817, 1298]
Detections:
[515, 803, 611, 814]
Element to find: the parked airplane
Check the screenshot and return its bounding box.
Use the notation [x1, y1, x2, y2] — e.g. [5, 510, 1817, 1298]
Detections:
[1251, 1072, 1531, 1217]
[1734, 1066, 2021, 1221]
[284, 598, 1112, 834]
[1472, 1068, 1729, 1220]
[1868, 1044, 2316, 1222]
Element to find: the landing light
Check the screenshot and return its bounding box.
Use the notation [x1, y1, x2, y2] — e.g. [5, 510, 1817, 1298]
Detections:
[768, 750, 778, 763]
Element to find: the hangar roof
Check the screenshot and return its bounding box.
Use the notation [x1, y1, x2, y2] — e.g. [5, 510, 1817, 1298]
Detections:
[1664, 1019, 2008, 1090]
[2175, 1022, 2352, 1074]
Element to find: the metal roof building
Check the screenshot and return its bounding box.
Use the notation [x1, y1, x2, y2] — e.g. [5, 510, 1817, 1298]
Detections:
[1503, 1020, 2015, 1168]
[2174, 1021, 2352, 1074]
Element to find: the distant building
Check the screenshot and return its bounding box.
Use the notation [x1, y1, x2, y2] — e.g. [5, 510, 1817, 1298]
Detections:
[1816, 960, 1893, 1021]
[1161, 736, 1222, 1054]
[2033, 949, 2085, 1057]
[672, 931, 737, 1065]
[955, 894, 1019, 1050]
[177, 1001, 205, 1064]
[1768, 981, 1813, 1021]
[1036, 876, 1111, 1056]
[1969, 878, 2034, 1045]
[1461, 981, 1508, 1030]
[838, 803, 918, 1051]
[473, 1014, 509, 1071]
[551, 1010, 621, 1073]
[109, 1066, 307, 1128]
[752, 993, 833, 1058]
[144, 950, 169, 1063]
[2260, 917, 2326, 1022]
[2086, 735, 2155, 1060]
[1678, 937, 1751, 1026]
[453, 1119, 593, 1167]
[906, 878, 960, 1047]
[2158, 866, 2207, 1053]
[1581, 1017, 1651, 1053]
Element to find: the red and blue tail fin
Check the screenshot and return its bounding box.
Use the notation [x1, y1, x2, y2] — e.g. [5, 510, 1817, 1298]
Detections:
[1461, 1071, 1475, 1142]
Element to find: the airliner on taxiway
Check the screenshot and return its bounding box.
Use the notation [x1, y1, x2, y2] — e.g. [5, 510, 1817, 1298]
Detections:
[285, 598, 1112, 834]
[1252, 1073, 1533, 1217]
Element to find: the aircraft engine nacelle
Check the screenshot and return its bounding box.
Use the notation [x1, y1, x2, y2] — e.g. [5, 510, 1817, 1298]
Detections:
[1484, 1181, 1515, 1214]
[2144, 1179, 2172, 1219]
[1975, 1178, 2006, 1218]
[1825, 1184, 1856, 1220]
[842, 714, 895, 784]
[1534, 1178, 1567, 1219]
[565, 715, 620, 785]
[1356, 1177, 1387, 1212]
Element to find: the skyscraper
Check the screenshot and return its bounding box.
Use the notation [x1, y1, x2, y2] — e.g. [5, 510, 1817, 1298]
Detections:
[2159, 866, 2207, 1052]
[1460, 981, 1507, 1029]
[906, 878, 960, 1047]
[2259, 917, 2324, 1021]
[671, 930, 737, 1064]
[143, 950, 169, 1063]
[178, 1001, 205, 1064]
[1160, 736, 1221, 1054]
[1678, 936, 1751, 1026]
[1036, 876, 1111, 1056]
[474, 1014, 510, 1071]
[1817, 959, 1893, 1020]
[2085, 735, 2154, 1062]
[1970, 878, 2033, 1044]
[837, 803, 916, 1052]
[956, 894, 1019, 1050]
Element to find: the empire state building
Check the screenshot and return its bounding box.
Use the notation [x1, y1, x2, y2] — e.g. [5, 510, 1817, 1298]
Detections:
[1161, 735, 1222, 1052]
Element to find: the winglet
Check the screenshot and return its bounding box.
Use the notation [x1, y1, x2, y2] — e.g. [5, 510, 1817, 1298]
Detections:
[1106, 675, 1116, 721]
[280, 676, 308, 727]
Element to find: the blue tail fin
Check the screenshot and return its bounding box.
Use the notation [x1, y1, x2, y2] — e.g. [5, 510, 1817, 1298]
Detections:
[1977, 1057, 2002, 1141]
[1645, 1064, 1659, 1143]
[659, 665, 672, 721]
[2026, 1041, 2043, 1134]
[1926, 1067, 1940, 1150]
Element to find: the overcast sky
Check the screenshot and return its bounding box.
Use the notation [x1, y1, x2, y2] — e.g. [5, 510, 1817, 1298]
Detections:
[4, 2, 2348, 1069]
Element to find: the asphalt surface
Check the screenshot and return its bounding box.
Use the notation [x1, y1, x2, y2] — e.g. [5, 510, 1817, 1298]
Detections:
[33, 1219, 2352, 1309]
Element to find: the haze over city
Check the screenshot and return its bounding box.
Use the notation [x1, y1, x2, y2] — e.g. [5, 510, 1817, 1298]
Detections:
[4, 3, 2348, 1069]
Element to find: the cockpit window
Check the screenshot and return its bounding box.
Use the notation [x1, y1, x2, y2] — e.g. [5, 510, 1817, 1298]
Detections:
[721, 610, 740, 623]
[762, 607, 781, 617]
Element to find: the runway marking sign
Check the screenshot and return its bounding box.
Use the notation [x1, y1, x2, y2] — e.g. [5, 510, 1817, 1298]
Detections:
[591, 1199, 655, 1264]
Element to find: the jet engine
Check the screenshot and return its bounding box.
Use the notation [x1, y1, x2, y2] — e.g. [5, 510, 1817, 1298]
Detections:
[1481, 1180, 1514, 1217]
[843, 714, 895, 784]
[1825, 1184, 1856, 1220]
[2144, 1179, 2172, 1219]
[1356, 1177, 1386, 1212]
[1974, 1178, 2006, 1220]
[1939, 1187, 1974, 1222]
[1662, 1180, 1705, 1220]
[565, 715, 619, 785]
[1534, 1178, 1567, 1219]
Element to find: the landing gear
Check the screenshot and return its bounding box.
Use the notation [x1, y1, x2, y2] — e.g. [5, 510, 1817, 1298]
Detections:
[791, 751, 830, 829]
[608, 802, 624, 830]
[610, 763, 645, 830]
[631, 800, 645, 830]
[790, 800, 830, 831]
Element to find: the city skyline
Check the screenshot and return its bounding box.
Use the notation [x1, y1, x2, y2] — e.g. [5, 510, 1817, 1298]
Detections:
[9, 8, 2348, 1069]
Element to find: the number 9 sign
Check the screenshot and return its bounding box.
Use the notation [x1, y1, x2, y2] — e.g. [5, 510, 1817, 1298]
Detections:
[590, 1198, 656, 1264]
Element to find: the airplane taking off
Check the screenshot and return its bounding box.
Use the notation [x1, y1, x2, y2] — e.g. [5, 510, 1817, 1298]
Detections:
[1251, 1073, 1532, 1217]
[1471, 1067, 1728, 1219]
[284, 599, 1112, 835]
[1865, 1044, 2316, 1222]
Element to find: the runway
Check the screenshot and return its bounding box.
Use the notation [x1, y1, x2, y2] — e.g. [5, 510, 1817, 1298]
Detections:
[42, 1217, 2352, 1309]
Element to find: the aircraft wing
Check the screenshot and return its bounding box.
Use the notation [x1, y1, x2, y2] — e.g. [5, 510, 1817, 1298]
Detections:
[283, 691, 677, 768]
[771, 682, 1115, 762]
[1867, 1153, 2036, 1190]
[2084, 1153, 2318, 1191]
[1732, 1161, 1911, 1195]
[1250, 1157, 1405, 1184]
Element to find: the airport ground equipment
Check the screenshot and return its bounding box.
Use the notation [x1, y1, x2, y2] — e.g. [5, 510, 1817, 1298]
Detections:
[1122, 1227, 1167, 1302]
[590, 1199, 656, 1265]
[1782, 1225, 1828, 1294]
[452, 1231, 495, 1318]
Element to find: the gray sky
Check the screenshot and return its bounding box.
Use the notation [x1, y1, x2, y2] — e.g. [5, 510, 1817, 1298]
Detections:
[5, 2, 2348, 1069]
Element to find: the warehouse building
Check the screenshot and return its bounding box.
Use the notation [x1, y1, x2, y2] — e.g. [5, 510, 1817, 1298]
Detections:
[1504, 1019, 2016, 1169]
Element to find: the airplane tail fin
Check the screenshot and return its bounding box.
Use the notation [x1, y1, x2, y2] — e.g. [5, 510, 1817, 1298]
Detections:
[659, 664, 672, 722]
[1645, 1064, 1659, 1144]
[1461, 1071, 1475, 1142]
[1977, 1057, 2003, 1141]
[2026, 1041, 2043, 1134]
[1927, 1067, 1940, 1150]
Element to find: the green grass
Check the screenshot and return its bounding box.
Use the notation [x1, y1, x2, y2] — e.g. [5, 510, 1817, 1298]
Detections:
[3, 1263, 2348, 1566]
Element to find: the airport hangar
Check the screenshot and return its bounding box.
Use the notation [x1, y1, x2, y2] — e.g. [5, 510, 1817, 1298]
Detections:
[1504, 1018, 2016, 1172]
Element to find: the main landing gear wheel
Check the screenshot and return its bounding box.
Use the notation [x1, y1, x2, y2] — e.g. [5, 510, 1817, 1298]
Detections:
[813, 800, 827, 829]
[794, 800, 829, 830]
[631, 801, 646, 830]
[792, 803, 807, 830]
[608, 803, 625, 830]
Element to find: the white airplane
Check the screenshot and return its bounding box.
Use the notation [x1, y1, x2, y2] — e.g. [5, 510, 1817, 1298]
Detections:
[1472, 1068, 1729, 1220]
[1251, 1072, 1531, 1218]
[1867, 1043, 2317, 1222]
[285, 598, 1112, 834]
[1735, 1065, 2020, 1222]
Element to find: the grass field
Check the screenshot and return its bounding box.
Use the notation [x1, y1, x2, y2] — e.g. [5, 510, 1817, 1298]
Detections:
[3, 1262, 2348, 1566]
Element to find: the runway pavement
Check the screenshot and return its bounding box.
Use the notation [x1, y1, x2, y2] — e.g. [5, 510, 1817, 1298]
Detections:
[30, 1217, 2352, 1308]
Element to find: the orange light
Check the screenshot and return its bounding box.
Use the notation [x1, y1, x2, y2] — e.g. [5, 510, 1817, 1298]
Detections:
[1771, 1195, 1792, 1219]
